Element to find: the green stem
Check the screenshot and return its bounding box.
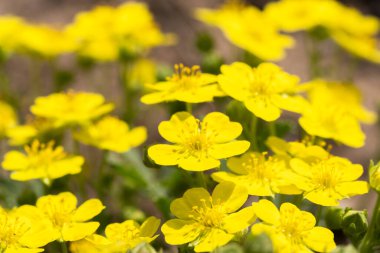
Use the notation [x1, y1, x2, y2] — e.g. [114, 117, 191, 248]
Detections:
[120, 61, 136, 124]
[197, 172, 207, 189]
[61, 241, 68, 253]
[250, 115, 258, 151]
[186, 103, 193, 114]
[359, 192, 380, 253]
[315, 205, 323, 225]
[268, 122, 276, 137]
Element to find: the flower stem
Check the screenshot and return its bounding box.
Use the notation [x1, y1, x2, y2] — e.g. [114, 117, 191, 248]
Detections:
[250, 115, 258, 151]
[186, 103, 193, 114]
[359, 192, 380, 253]
[315, 205, 323, 225]
[61, 241, 68, 253]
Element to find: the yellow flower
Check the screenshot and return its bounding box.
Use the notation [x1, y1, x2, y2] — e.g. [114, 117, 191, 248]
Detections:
[17, 24, 76, 58]
[128, 58, 157, 89]
[218, 62, 307, 121]
[30, 91, 114, 127]
[33, 192, 104, 242]
[70, 239, 107, 253]
[0, 101, 17, 138]
[330, 33, 380, 64]
[212, 152, 301, 196]
[196, 1, 293, 61]
[65, 2, 174, 61]
[299, 104, 365, 148]
[141, 64, 221, 104]
[2, 140, 84, 184]
[0, 205, 55, 253]
[148, 112, 250, 171]
[75, 116, 147, 153]
[290, 156, 368, 206]
[306, 80, 376, 124]
[88, 216, 160, 252]
[252, 199, 336, 253]
[162, 182, 255, 252]
[0, 16, 26, 55]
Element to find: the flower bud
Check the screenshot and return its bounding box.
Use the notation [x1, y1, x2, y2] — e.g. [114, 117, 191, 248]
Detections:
[369, 160, 380, 191]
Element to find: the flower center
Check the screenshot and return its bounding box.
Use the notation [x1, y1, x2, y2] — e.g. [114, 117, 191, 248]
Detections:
[313, 160, 340, 190]
[168, 64, 202, 90]
[26, 141, 67, 170]
[181, 121, 214, 158]
[189, 199, 226, 228]
[0, 213, 31, 251]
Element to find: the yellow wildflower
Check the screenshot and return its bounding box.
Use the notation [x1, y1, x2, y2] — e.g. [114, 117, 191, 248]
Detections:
[17, 24, 76, 58]
[307, 80, 376, 124]
[196, 1, 293, 61]
[88, 216, 160, 252]
[252, 199, 336, 253]
[290, 156, 368, 206]
[218, 62, 307, 121]
[0, 205, 55, 253]
[0, 16, 26, 55]
[162, 182, 255, 252]
[148, 112, 250, 171]
[2, 140, 84, 184]
[65, 2, 173, 61]
[212, 152, 301, 196]
[141, 64, 221, 104]
[128, 58, 157, 89]
[75, 116, 147, 153]
[299, 104, 365, 148]
[32, 192, 104, 242]
[0, 101, 17, 138]
[30, 91, 114, 127]
[70, 239, 107, 253]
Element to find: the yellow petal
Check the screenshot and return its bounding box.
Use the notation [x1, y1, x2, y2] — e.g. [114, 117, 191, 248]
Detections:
[336, 181, 369, 197]
[161, 219, 201, 245]
[73, 199, 105, 222]
[182, 188, 212, 209]
[140, 216, 160, 237]
[212, 182, 248, 213]
[209, 141, 250, 160]
[178, 155, 220, 171]
[202, 112, 243, 142]
[62, 222, 100, 241]
[245, 96, 281, 122]
[252, 199, 279, 224]
[37, 192, 77, 213]
[193, 228, 234, 252]
[148, 144, 182, 166]
[303, 227, 336, 252]
[280, 203, 316, 231]
[170, 198, 195, 220]
[223, 206, 256, 233]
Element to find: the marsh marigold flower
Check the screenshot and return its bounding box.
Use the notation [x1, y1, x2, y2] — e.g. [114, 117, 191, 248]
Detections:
[196, 1, 293, 61]
[212, 152, 301, 196]
[0, 205, 55, 253]
[30, 91, 114, 127]
[75, 116, 147, 153]
[148, 111, 250, 171]
[219, 62, 307, 121]
[141, 64, 222, 104]
[252, 199, 336, 253]
[162, 182, 255, 252]
[0, 101, 17, 138]
[2, 140, 84, 184]
[88, 216, 160, 252]
[290, 155, 368, 206]
[26, 192, 105, 242]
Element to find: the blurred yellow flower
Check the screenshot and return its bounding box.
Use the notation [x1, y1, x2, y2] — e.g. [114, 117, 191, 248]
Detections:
[307, 80, 376, 124]
[219, 62, 307, 121]
[0, 16, 26, 55]
[148, 112, 250, 171]
[17, 24, 76, 58]
[1, 140, 84, 184]
[141, 64, 221, 104]
[212, 152, 301, 196]
[128, 58, 157, 89]
[30, 91, 114, 127]
[0, 205, 55, 253]
[162, 182, 255, 252]
[252, 199, 336, 253]
[75, 116, 147, 153]
[34, 192, 104, 242]
[65, 2, 174, 61]
[264, 0, 380, 63]
[196, 1, 293, 61]
[88, 216, 160, 252]
[299, 103, 365, 148]
[290, 156, 368, 206]
[0, 101, 17, 138]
